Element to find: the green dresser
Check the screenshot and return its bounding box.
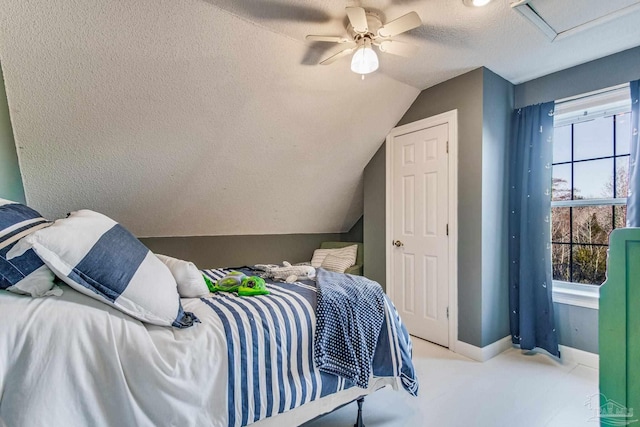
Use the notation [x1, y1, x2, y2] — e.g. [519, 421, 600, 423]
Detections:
[599, 228, 640, 426]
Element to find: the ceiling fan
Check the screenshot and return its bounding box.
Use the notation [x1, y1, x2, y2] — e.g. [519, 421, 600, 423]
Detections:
[306, 7, 422, 76]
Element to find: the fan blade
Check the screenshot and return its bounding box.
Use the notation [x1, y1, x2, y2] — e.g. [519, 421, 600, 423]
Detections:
[378, 40, 419, 57]
[346, 7, 368, 33]
[378, 11, 421, 37]
[320, 44, 357, 65]
[306, 35, 350, 43]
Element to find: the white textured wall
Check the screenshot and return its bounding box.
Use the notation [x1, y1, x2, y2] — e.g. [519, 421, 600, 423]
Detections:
[3, 0, 638, 236]
[0, 0, 418, 236]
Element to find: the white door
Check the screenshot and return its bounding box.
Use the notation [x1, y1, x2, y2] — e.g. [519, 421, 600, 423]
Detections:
[390, 123, 450, 347]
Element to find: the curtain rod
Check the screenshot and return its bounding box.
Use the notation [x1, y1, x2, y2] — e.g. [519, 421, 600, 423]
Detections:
[555, 83, 629, 106]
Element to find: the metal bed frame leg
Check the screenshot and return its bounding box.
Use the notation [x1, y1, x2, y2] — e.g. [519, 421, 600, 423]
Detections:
[354, 397, 365, 427]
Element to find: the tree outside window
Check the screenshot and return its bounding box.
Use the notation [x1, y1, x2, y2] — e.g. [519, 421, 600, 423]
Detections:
[551, 111, 630, 286]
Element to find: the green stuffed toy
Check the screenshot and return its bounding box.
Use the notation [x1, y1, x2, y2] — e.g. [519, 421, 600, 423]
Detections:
[205, 271, 269, 297]
[239, 275, 269, 297]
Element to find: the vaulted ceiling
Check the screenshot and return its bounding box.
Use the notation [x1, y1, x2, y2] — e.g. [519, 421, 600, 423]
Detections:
[1, 0, 639, 236]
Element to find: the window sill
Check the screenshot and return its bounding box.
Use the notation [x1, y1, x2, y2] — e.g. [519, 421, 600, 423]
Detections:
[552, 281, 599, 310]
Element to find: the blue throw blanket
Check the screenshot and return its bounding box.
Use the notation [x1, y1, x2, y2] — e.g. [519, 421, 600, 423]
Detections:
[314, 268, 418, 395]
[199, 267, 418, 426]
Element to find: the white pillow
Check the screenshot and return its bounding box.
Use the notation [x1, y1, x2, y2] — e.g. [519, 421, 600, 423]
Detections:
[5, 267, 63, 297]
[156, 254, 209, 298]
[11, 210, 198, 328]
[320, 254, 354, 274]
[311, 245, 357, 268]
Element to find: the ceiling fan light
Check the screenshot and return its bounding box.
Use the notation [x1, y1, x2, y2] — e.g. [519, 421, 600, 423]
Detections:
[463, 0, 492, 6]
[351, 42, 379, 75]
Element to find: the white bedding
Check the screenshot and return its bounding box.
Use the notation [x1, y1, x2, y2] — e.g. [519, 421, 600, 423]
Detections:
[0, 286, 394, 427]
[1, 287, 229, 426]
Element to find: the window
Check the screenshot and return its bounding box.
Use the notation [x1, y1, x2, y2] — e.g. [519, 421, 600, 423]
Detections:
[551, 85, 631, 287]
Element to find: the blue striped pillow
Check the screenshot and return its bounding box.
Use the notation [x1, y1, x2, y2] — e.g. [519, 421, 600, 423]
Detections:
[13, 210, 198, 328]
[0, 199, 58, 296]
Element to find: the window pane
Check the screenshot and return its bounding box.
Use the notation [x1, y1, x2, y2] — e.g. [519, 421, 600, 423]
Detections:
[615, 157, 629, 198]
[572, 206, 612, 245]
[571, 244, 607, 285]
[574, 116, 613, 161]
[551, 207, 570, 243]
[574, 158, 613, 199]
[552, 243, 570, 282]
[552, 163, 572, 201]
[615, 112, 631, 155]
[614, 205, 627, 230]
[553, 125, 572, 163]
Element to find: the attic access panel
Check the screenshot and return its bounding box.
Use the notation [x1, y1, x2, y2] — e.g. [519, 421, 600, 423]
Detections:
[511, 0, 640, 41]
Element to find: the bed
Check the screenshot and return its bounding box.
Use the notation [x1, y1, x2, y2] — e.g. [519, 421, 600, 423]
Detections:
[0, 202, 417, 426]
[0, 265, 418, 427]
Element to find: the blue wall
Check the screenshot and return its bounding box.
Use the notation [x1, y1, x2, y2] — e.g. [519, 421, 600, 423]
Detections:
[554, 302, 598, 354]
[363, 68, 516, 348]
[0, 61, 25, 203]
[396, 69, 486, 348]
[515, 46, 640, 108]
[363, 143, 386, 287]
[481, 69, 514, 346]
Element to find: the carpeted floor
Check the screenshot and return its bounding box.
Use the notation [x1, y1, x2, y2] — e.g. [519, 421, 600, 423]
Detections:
[303, 338, 598, 427]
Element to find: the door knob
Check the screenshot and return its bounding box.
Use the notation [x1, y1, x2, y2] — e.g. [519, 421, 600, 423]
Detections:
[392, 240, 404, 247]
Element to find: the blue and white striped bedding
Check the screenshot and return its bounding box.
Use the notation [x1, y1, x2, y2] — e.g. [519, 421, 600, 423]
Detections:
[15, 210, 198, 327]
[0, 199, 57, 296]
[201, 268, 418, 426]
[0, 266, 417, 427]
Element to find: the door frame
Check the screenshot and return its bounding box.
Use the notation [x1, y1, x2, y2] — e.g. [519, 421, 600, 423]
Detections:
[385, 109, 459, 352]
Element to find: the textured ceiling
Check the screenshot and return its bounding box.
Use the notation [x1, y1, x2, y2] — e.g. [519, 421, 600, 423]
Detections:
[1, 0, 639, 237]
[530, 0, 640, 33]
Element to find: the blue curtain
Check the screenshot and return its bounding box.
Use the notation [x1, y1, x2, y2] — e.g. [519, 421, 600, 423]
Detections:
[508, 102, 559, 357]
[627, 80, 640, 227]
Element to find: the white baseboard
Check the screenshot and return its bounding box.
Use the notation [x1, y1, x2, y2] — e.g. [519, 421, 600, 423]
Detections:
[455, 335, 512, 362]
[510, 342, 599, 370]
[559, 345, 599, 369]
[453, 337, 598, 369]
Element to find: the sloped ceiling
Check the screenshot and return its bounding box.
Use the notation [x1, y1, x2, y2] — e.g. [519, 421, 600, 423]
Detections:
[1, 0, 639, 237]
